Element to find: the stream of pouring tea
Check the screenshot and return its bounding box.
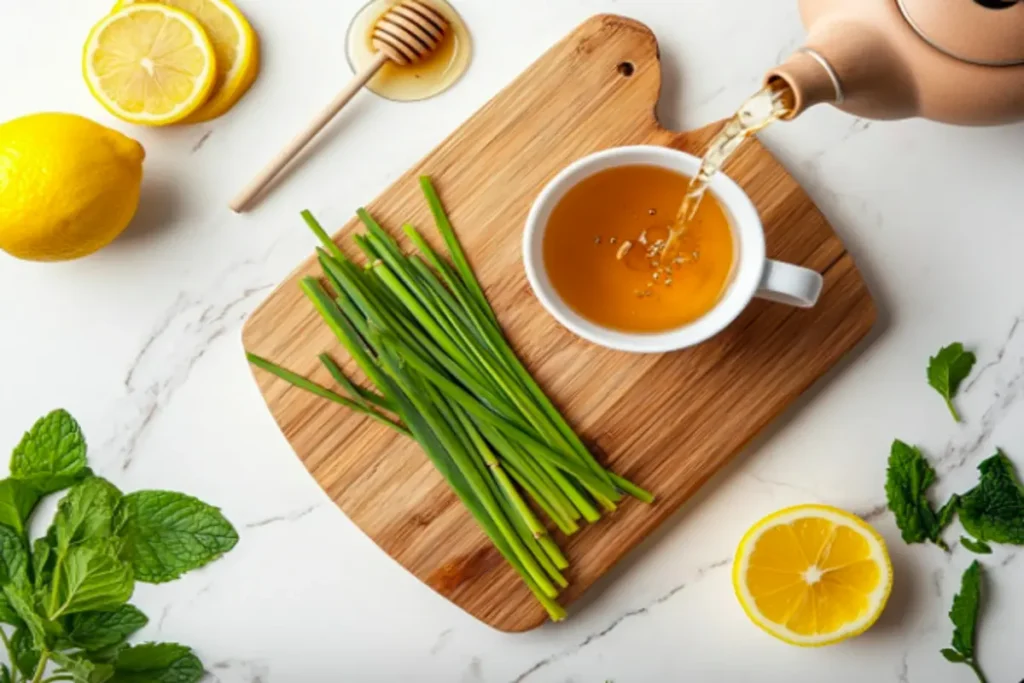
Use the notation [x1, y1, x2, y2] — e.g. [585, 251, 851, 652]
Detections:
[660, 81, 794, 264]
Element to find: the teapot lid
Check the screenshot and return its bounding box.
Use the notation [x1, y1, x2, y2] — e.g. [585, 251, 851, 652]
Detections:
[898, 0, 1024, 66]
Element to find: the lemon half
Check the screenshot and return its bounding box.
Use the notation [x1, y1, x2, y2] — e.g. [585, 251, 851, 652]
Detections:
[115, 0, 259, 123]
[733, 504, 893, 647]
[83, 4, 217, 125]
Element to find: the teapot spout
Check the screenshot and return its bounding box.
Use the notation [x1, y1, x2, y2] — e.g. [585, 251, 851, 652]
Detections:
[765, 48, 844, 119]
[766, 22, 919, 121]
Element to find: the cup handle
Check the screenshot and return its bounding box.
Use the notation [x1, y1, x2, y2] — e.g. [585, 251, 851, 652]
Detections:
[755, 259, 823, 308]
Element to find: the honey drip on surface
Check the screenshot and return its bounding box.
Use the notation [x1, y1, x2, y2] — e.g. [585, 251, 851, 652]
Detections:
[346, 0, 472, 102]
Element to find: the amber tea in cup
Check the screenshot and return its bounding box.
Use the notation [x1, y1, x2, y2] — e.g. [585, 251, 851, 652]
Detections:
[542, 165, 735, 333]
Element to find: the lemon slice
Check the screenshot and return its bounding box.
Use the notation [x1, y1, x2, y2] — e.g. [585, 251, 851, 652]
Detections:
[84, 4, 217, 126]
[116, 0, 259, 123]
[733, 504, 893, 647]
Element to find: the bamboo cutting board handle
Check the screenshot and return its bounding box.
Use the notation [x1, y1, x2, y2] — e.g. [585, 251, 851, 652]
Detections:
[242, 14, 876, 633]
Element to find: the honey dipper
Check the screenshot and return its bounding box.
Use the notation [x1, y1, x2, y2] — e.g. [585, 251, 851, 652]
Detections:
[230, 0, 450, 212]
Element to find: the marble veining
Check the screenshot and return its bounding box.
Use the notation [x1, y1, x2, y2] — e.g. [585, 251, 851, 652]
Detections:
[4, 0, 1024, 681]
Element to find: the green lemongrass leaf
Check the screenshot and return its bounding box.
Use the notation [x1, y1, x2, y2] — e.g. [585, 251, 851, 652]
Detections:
[372, 342, 566, 620]
[375, 336, 558, 599]
[318, 353, 393, 412]
[301, 210, 345, 262]
[247, 352, 408, 437]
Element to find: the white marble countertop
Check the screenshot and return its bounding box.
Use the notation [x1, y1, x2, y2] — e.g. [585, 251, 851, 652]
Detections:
[3, 1, 1024, 681]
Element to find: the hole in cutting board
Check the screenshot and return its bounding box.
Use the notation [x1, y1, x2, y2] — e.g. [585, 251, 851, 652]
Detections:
[617, 61, 635, 77]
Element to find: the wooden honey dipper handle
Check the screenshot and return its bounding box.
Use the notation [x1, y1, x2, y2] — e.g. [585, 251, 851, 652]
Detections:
[230, 0, 449, 213]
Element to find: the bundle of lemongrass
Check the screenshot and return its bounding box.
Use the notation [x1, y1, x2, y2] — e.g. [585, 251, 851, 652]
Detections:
[248, 177, 653, 620]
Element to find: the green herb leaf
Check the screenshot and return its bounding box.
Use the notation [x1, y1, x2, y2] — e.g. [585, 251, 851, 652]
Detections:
[2, 581, 49, 650]
[0, 592, 19, 625]
[959, 537, 992, 554]
[948, 561, 981, 659]
[0, 524, 28, 584]
[50, 650, 115, 683]
[10, 626, 41, 679]
[118, 491, 238, 583]
[928, 343, 976, 422]
[958, 451, 1024, 545]
[67, 604, 148, 652]
[54, 477, 125, 552]
[10, 409, 90, 494]
[110, 642, 204, 683]
[941, 648, 967, 663]
[885, 440, 950, 548]
[0, 479, 41, 538]
[0, 664, 10, 683]
[32, 536, 55, 591]
[48, 542, 134, 619]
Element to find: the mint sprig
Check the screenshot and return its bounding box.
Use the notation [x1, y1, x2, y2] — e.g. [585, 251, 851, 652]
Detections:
[941, 561, 988, 683]
[0, 410, 238, 682]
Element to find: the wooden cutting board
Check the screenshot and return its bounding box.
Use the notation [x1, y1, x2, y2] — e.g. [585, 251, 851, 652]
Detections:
[242, 14, 876, 632]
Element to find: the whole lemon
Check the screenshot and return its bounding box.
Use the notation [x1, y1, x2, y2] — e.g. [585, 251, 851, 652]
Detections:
[0, 113, 145, 261]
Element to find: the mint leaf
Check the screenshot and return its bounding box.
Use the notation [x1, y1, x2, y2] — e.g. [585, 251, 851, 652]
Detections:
[959, 451, 1024, 545]
[48, 542, 134, 619]
[0, 524, 28, 584]
[959, 537, 992, 554]
[110, 643, 204, 683]
[941, 648, 967, 663]
[54, 477, 125, 552]
[10, 626, 41, 679]
[0, 591, 19, 625]
[950, 561, 981, 657]
[885, 440, 950, 549]
[119, 491, 238, 583]
[50, 650, 115, 683]
[68, 604, 148, 652]
[943, 561, 988, 683]
[2, 581, 48, 650]
[32, 536, 55, 591]
[10, 409, 89, 494]
[0, 664, 10, 683]
[928, 343, 976, 422]
[0, 479, 41, 538]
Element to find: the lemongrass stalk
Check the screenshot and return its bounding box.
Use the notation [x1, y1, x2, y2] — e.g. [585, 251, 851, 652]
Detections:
[376, 347, 566, 620]
[246, 352, 409, 437]
[318, 353, 393, 412]
[503, 457, 576, 537]
[479, 423, 582, 529]
[377, 327, 618, 503]
[415, 185, 648, 500]
[372, 336, 559, 599]
[446, 400, 568, 588]
[302, 210, 345, 262]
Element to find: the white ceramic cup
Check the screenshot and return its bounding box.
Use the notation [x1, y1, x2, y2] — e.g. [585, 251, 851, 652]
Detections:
[522, 145, 823, 353]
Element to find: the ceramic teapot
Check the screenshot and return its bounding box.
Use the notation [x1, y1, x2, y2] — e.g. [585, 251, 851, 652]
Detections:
[766, 0, 1024, 125]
